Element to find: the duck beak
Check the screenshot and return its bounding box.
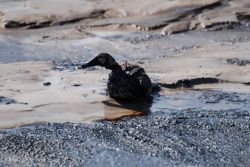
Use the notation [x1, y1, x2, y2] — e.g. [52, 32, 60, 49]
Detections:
[78, 58, 97, 69]
[78, 63, 90, 69]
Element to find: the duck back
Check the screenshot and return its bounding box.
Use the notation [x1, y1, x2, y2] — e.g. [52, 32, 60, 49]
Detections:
[107, 66, 152, 100]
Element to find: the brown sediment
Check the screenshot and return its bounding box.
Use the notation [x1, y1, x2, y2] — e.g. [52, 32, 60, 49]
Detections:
[101, 111, 145, 122]
[100, 99, 150, 121]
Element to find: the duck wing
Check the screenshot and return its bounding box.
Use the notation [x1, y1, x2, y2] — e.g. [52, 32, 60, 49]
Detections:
[125, 65, 152, 96]
[125, 65, 145, 76]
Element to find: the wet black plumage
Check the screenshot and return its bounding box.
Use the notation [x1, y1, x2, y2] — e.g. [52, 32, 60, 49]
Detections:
[79, 53, 152, 100]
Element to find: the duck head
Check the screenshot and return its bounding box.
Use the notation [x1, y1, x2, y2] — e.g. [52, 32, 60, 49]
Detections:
[79, 53, 121, 70]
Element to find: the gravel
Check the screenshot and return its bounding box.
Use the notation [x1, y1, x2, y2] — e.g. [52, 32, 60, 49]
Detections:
[0, 107, 250, 166]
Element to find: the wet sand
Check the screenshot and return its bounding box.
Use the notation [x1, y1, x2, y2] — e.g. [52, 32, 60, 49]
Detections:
[1, 0, 250, 166]
[1, 39, 250, 128]
[0, 61, 148, 128]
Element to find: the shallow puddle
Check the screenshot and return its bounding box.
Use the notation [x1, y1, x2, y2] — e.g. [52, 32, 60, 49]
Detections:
[153, 86, 250, 112]
[0, 61, 250, 129]
[0, 61, 151, 128]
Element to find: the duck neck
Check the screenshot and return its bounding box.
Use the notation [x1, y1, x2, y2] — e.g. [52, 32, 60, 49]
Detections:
[106, 63, 122, 71]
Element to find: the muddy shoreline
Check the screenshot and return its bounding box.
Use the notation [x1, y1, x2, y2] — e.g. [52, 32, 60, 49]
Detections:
[1, 0, 250, 166]
[1, 28, 250, 166]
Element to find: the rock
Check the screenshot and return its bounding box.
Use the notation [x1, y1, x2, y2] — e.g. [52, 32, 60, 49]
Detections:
[43, 82, 51, 86]
[198, 8, 239, 29]
[0, 96, 16, 105]
[42, 35, 50, 39]
[72, 83, 82, 87]
[223, 58, 250, 66]
[104, 9, 128, 18]
[0, 0, 221, 30]
[161, 21, 191, 35]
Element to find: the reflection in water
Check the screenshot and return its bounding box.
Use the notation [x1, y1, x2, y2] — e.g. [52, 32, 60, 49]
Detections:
[102, 97, 153, 121]
[1, 87, 250, 129]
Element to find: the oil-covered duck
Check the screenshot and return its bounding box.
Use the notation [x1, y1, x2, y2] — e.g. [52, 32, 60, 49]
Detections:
[78, 53, 152, 100]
